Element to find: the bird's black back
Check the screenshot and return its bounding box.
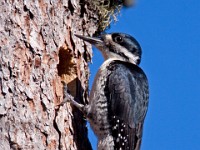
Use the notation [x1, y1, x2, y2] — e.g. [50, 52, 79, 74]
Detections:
[106, 60, 149, 150]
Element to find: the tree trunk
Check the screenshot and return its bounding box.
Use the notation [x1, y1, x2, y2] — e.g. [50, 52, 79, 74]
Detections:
[0, 0, 100, 149]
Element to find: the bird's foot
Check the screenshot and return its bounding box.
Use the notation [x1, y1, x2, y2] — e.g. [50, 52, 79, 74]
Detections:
[58, 81, 84, 112]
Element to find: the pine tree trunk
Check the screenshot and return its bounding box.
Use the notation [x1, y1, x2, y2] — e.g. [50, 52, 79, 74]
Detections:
[0, 0, 99, 149]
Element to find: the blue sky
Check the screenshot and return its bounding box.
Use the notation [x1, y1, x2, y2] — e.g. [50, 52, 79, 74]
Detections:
[88, 0, 200, 149]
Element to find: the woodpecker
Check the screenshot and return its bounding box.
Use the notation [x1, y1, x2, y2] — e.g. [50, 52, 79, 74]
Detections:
[63, 33, 149, 150]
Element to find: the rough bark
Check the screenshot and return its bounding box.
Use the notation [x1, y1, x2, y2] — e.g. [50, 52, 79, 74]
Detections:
[0, 0, 99, 149]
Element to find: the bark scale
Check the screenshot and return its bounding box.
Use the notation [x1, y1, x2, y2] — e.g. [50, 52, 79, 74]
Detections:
[0, 0, 100, 149]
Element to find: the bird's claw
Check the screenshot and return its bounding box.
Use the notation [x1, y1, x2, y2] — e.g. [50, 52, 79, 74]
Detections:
[57, 81, 85, 112]
[57, 81, 73, 106]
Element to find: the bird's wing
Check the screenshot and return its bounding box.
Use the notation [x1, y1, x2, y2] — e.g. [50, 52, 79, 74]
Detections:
[107, 61, 149, 150]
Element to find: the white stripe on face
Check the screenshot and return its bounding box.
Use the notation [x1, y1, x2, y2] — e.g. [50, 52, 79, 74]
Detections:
[100, 35, 140, 65]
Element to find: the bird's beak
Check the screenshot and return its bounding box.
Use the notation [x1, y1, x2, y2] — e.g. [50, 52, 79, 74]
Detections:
[75, 34, 103, 46]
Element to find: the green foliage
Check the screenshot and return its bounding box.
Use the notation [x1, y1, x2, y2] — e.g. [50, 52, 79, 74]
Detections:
[90, 0, 123, 32]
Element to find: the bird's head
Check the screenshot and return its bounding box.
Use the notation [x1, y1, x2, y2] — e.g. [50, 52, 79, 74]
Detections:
[75, 33, 142, 65]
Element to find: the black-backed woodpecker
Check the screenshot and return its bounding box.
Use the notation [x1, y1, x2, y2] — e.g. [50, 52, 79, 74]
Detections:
[63, 33, 149, 150]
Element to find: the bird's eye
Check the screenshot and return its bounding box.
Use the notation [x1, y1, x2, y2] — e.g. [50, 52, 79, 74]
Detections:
[114, 36, 123, 43]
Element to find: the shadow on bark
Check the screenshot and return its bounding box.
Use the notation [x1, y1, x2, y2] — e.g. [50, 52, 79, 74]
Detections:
[57, 47, 92, 150]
